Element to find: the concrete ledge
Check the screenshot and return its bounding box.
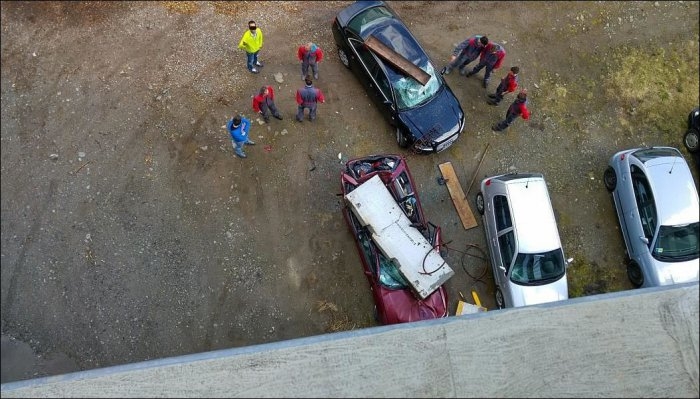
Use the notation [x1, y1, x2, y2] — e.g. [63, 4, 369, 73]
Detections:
[2, 283, 698, 398]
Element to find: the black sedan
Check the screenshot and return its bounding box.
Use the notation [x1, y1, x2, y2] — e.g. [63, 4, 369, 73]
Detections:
[332, 1, 465, 153]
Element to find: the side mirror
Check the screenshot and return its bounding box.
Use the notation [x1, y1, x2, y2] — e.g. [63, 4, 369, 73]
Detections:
[639, 236, 649, 245]
[499, 265, 507, 275]
[566, 257, 574, 268]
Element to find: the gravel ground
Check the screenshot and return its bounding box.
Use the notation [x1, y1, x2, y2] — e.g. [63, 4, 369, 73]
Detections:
[1, 1, 698, 383]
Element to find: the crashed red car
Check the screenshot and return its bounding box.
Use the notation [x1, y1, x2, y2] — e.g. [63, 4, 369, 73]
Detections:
[340, 154, 448, 324]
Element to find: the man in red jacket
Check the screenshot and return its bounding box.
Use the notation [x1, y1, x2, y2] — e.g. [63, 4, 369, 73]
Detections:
[252, 85, 282, 123]
[493, 89, 530, 132]
[465, 43, 506, 88]
[297, 42, 324, 80]
[296, 77, 325, 122]
[487, 66, 519, 105]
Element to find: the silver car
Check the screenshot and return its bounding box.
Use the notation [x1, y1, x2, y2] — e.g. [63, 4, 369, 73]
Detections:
[603, 147, 700, 287]
[475, 173, 569, 309]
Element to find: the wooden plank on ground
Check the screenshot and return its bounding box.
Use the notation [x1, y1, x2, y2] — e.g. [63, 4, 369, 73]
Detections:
[438, 162, 478, 230]
[365, 35, 430, 86]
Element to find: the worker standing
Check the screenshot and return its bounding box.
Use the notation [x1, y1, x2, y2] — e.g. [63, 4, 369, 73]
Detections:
[492, 90, 530, 132]
[297, 42, 324, 80]
[465, 43, 506, 88]
[295, 77, 325, 122]
[487, 66, 519, 105]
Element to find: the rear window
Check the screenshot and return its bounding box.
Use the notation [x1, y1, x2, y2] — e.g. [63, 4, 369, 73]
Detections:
[348, 6, 393, 34]
[633, 147, 681, 162]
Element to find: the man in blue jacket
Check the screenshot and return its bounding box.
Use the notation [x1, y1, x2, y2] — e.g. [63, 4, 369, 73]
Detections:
[227, 115, 256, 158]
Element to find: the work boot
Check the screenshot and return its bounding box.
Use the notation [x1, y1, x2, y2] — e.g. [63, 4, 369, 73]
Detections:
[263, 115, 270, 123]
[255, 61, 264, 67]
[314, 73, 319, 80]
[274, 114, 283, 120]
[235, 150, 247, 158]
[487, 98, 498, 106]
[483, 79, 489, 88]
[488, 93, 497, 99]
[492, 123, 504, 132]
[465, 70, 475, 77]
[246, 140, 256, 145]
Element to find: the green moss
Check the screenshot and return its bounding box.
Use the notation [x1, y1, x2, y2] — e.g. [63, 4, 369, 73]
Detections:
[537, 36, 699, 140]
[567, 252, 627, 298]
[604, 40, 700, 134]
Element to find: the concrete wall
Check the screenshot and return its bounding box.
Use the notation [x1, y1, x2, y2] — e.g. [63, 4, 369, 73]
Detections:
[2, 282, 698, 398]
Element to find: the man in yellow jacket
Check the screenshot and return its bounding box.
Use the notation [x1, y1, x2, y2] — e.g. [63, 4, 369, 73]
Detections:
[238, 20, 264, 74]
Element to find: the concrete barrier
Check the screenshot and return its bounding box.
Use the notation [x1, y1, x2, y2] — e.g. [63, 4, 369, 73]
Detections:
[2, 282, 698, 397]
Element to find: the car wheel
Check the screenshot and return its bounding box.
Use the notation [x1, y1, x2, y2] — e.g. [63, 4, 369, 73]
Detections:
[495, 288, 505, 309]
[627, 261, 644, 288]
[475, 192, 485, 215]
[338, 47, 350, 69]
[603, 166, 617, 192]
[396, 127, 409, 148]
[684, 128, 699, 153]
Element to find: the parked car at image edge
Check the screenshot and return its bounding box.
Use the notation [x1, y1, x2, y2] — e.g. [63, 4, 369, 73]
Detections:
[340, 154, 448, 324]
[603, 146, 700, 288]
[475, 173, 570, 309]
[332, 0, 465, 153]
[683, 107, 699, 154]
[684, 107, 700, 171]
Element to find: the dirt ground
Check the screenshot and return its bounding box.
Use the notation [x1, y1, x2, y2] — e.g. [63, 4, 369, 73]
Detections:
[1, 1, 698, 383]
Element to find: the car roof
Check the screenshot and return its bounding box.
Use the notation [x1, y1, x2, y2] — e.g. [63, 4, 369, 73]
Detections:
[642, 156, 699, 225]
[341, 1, 430, 68]
[503, 177, 562, 253]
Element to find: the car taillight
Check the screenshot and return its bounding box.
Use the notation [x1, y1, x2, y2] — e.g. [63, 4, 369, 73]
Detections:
[485, 179, 491, 186]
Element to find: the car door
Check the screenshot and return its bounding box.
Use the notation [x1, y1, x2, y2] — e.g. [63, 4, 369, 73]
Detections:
[352, 39, 395, 124]
[629, 165, 657, 274]
[619, 163, 647, 257]
[492, 195, 516, 307]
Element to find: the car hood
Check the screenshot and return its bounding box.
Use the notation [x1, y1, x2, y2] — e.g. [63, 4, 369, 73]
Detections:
[399, 87, 462, 142]
[651, 257, 700, 286]
[380, 286, 447, 324]
[507, 275, 568, 307]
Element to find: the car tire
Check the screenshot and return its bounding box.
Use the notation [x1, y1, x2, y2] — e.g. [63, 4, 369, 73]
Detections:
[396, 127, 409, 148]
[475, 192, 485, 215]
[627, 261, 644, 288]
[338, 47, 350, 69]
[603, 166, 617, 192]
[495, 288, 505, 309]
[684, 128, 699, 153]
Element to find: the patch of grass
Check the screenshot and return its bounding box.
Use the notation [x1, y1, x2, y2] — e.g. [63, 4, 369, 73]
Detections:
[536, 36, 698, 142]
[566, 252, 626, 298]
[316, 300, 364, 332]
[605, 40, 700, 136]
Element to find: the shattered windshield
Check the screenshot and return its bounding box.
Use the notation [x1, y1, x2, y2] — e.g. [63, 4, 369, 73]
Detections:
[392, 62, 440, 110]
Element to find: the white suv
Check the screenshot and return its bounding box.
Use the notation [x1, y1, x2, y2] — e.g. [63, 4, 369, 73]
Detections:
[475, 173, 569, 309]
